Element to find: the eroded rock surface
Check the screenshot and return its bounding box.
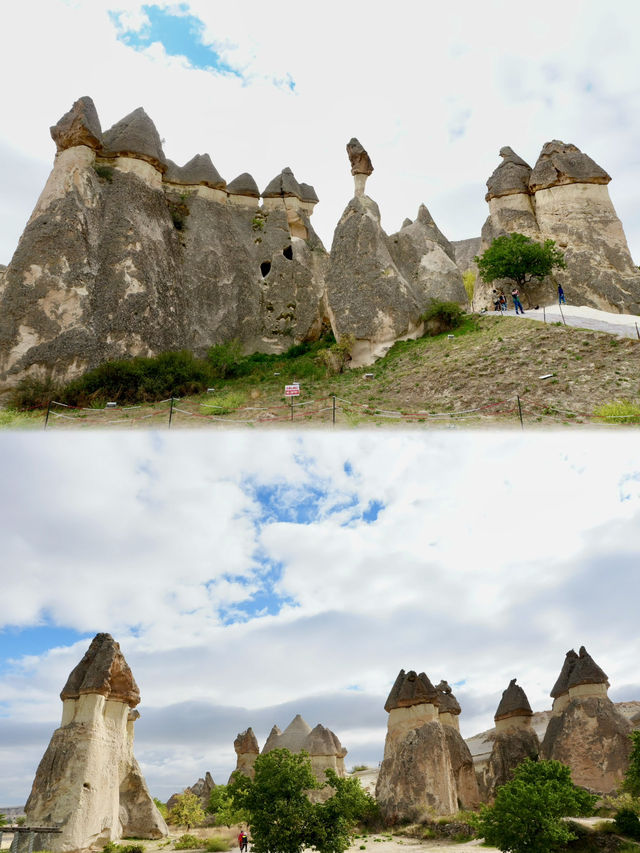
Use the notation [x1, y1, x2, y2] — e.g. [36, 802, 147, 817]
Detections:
[25, 634, 167, 853]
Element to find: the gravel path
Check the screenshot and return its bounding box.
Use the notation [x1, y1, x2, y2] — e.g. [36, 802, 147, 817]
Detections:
[487, 303, 640, 340]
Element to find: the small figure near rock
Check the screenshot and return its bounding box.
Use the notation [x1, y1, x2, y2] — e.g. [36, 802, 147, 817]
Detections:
[558, 284, 566, 305]
[511, 287, 525, 314]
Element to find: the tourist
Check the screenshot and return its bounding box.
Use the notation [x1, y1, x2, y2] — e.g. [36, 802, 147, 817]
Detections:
[511, 287, 525, 315]
[498, 290, 507, 313]
[558, 284, 566, 305]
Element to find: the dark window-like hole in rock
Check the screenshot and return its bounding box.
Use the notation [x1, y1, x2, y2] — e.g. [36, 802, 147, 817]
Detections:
[283, 245, 293, 260]
[260, 261, 272, 278]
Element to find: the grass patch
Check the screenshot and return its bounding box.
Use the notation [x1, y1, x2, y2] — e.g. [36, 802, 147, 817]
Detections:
[594, 400, 640, 424]
[173, 836, 202, 850]
[204, 840, 232, 852]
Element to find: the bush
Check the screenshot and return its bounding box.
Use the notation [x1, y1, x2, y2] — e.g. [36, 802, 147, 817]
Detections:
[8, 376, 61, 410]
[420, 301, 464, 336]
[616, 810, 640, 840]
[205, 840, 232, 852]
[153, 798, 168, 819]
[174, 836, 202, 850]
[207, 340, 245, 379]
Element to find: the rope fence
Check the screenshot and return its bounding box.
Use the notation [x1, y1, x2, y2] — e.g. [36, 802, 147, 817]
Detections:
[31, 393, 640, 429]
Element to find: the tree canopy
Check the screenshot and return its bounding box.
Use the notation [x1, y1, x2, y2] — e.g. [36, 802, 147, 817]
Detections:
[207, 784, 248, 827]
[474, 233, 566, 291]
[623, 730, 640, 797]
[168, 791, 206, 831]
[228, 749, 376, 853]
[476, 758, 595, 853]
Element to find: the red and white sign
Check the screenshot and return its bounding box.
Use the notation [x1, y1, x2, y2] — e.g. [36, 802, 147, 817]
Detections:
[284, 383, 300, 397]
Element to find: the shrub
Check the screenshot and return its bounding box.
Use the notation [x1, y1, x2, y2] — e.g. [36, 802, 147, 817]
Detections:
[174, 836, 202, 850]
[420, 301, 464, 336]
[153, 798, 168, 819]
[93, 165, 114, 182]
[594, 401, 640, 425]
[207, 340, 245, 379]
[616, 809, 640, 840]
[8, 376, 61, 410]
[351, 765, 369, 773]
[205, 839, 231, 852]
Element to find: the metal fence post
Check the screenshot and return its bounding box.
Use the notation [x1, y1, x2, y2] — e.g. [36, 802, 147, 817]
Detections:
[517, 395, 524, 430]
[168, 397, 174, 429]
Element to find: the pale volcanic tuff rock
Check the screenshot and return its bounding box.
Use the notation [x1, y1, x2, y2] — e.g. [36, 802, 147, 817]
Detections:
[231, 727, 260, 781]
[0, 98, 328, 389]
[346, 138, 374, 176]
[25, 634, 167, 853]
[541, 647, 632, 793]
[481, 679, 539, 800]
[478, 140, 640, 312]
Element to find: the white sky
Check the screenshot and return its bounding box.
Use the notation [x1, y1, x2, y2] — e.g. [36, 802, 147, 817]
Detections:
[0, 432, 639, 805]
[2, 0, 640, 264]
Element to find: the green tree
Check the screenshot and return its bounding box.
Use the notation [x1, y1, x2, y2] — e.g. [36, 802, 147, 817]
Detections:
[207, 784, 248, 827]
[228, 749, 375, 853]
[153, 797, 168, 819]
[462, 269, 476, 309]
[623, 731, 640, 797]
[474, 233, 566, 301]
[168, 791, 206, 831]
[476, 759, 595, 853]
[0, 814, 7, 827]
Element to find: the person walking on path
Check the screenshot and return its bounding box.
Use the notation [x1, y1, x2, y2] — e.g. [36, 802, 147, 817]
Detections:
[558, 284, 566, 305]
[240, 832, 248, 852]
[511, 287, 525, 315]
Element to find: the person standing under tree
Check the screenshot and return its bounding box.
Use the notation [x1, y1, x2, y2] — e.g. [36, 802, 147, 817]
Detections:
[558, 284, 566, 304]
[511, 287, 525, 315]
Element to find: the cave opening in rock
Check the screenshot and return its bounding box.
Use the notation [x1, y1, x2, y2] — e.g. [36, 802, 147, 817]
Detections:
[283, 245, 293, 260]
[260, 261, 271, 278]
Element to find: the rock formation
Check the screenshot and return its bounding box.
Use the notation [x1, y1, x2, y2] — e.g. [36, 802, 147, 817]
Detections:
[230, 727, 260, 781]
[325, 143, 466, 367]
[482, 679, 540, 800]
[346, 138, 374, 197]
[436, 682, 480, 809]
[166, 772, 215, 811]
[25, 633, 167, 852]
[376, 669, 478, 820]
[478, 141, 640, 312]
[260, 714, 347, 786]
[0, 96, 328, 390]
[541, 646, 632, 793]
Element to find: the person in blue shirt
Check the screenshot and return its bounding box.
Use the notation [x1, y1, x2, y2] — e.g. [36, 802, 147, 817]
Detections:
[511, 287, 525, 314]
[558, 284, 566, 305]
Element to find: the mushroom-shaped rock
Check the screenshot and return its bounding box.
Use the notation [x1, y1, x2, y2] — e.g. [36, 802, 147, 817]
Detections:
[529, 140, 611, 193]
[226, 172, 260, 198]
[495, 679, 533, 721]
[60, 632, 140, 707]
[384, 669, 438, 712]
[567, 646, 609, 690]
[50, 96, 103, 152]
[102, 107, 166, 171]
[436, 681, 461, 716]
[307, 723, 343, 756]
[178, 154, 226, 189]
[346, 138, 374, 176]
[262, 167, 303, 199]
[299, 182, 319, 204]
[234, 727, 259, 755]
[550, 649, 579, 698]
[485, 146, 532, 201]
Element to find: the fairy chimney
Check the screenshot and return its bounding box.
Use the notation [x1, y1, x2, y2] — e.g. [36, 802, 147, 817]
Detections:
[231, 727, 260, 781]
[436, 681, 462, 731]
[346, 138, 374, 197]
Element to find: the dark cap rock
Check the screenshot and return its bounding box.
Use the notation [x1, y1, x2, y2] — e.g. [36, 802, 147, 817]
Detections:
[60, 632, 140, 707]
[567, 646, 609, 689]
[50, 96, 103, 153]
[529, 140, 611, 193]
[550, 649, 579, 698]
[384, 669, 438, 712]
[495, 678, 533, 721]
[299, 182, 319, 204]
[102, 107, 167, 172]
[226, 172, 260, 198]
[165, 153, 225, 189]
[485, 146, 532, 201]
[346, 138, 374, 176]
[436, 680, 461, 715]
[262, 167, 303, 199]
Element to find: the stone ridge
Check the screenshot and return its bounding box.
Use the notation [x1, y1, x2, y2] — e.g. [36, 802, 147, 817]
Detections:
[50, 96, 103, 152]
[567, 646, 609, 689]
[102, 107, 167, 172]
[60, 632, 140, 707]
[436, 680, 461, 715]
[495, 678, 533, 720]
[529, 140, 611, 193]
[384, 669, 438, 712]
[550, 649, 580, 697]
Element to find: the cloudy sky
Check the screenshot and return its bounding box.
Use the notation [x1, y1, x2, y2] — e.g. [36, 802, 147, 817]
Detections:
[1, 432, 639, 806]
[2, 0, 640, 265]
